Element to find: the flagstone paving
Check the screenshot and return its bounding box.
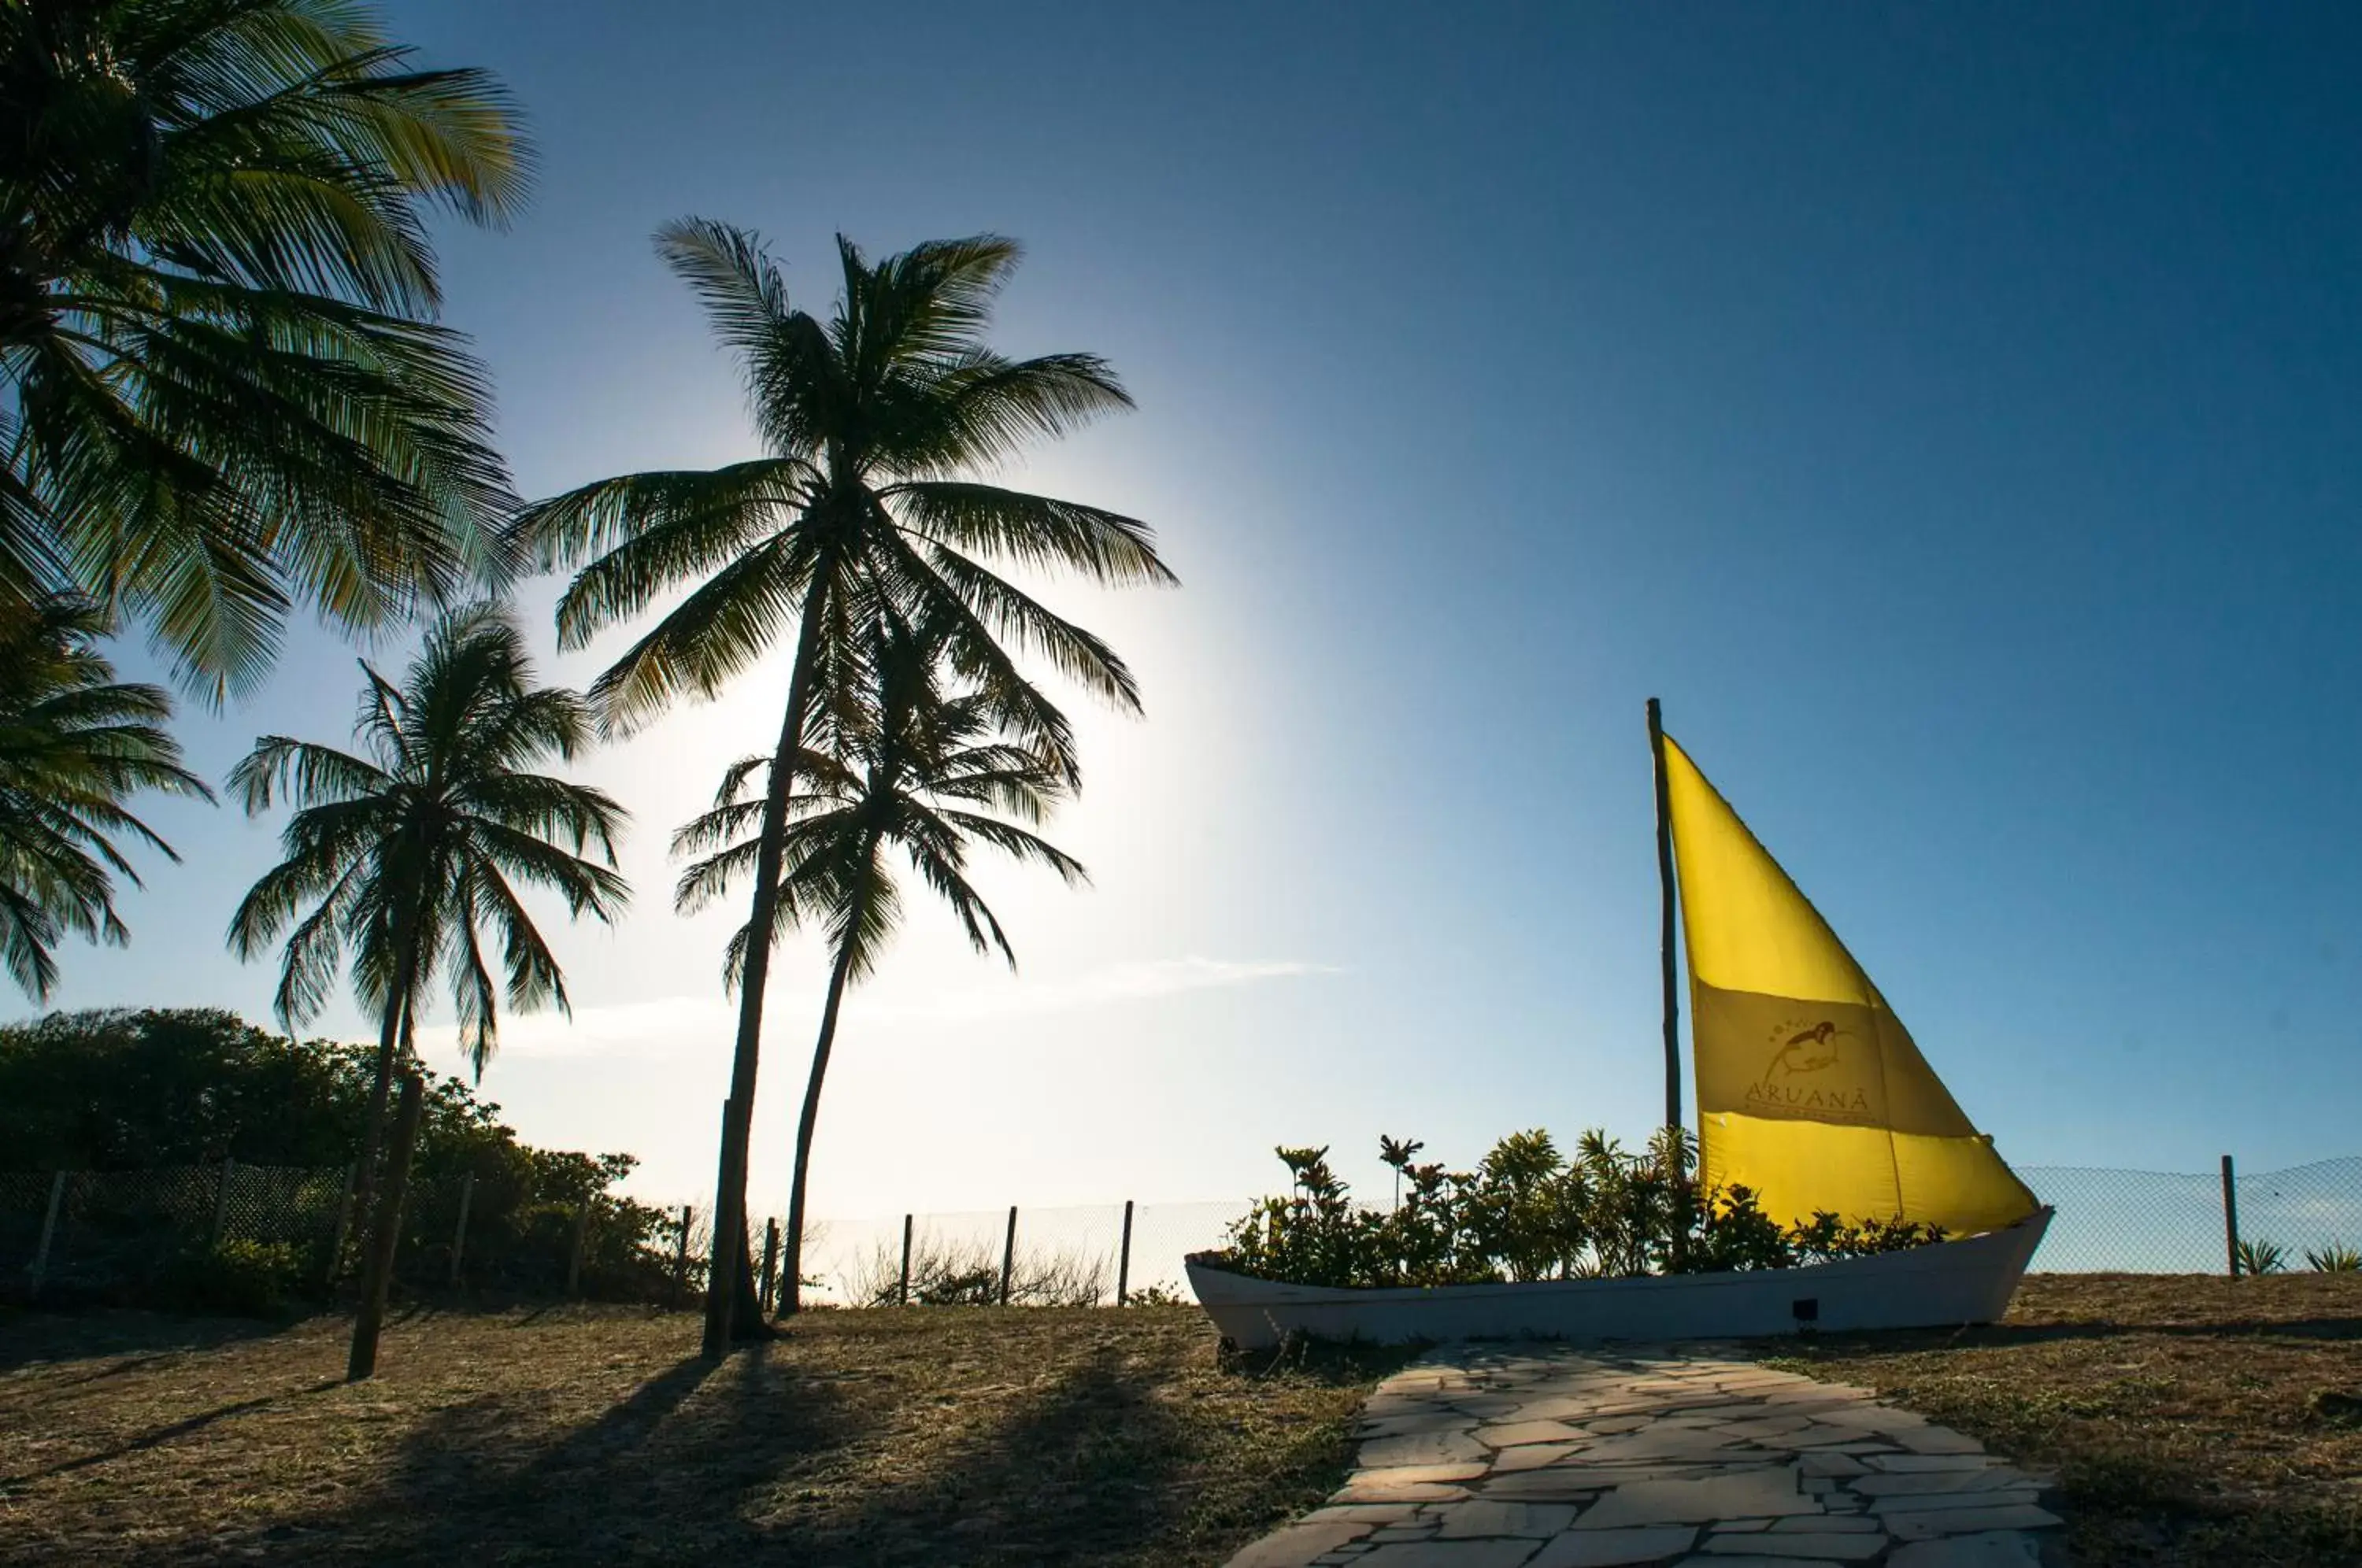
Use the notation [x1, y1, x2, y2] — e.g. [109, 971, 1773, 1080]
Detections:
[1226, 1346, 2064, 1568]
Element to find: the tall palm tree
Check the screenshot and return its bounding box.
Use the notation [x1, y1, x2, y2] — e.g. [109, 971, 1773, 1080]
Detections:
[522, 224, 1175, 1351]
[675, 606, 1086, 1314]
[1, 0, 531, 699]
[227, 602, 628, 1235]
[0, 594, 211, 999]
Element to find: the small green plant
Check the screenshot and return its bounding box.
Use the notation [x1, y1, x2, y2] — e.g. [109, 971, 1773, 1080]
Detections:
[157, 1238, 303, 1316]
[1124, 1281, 1189, 1307]
[2304, 1244, 2362, 1273]
[2236, 1239, 2290, 1276]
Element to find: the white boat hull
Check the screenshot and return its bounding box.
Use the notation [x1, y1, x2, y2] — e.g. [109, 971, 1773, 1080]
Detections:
[1186, 1207, 2051, 1350]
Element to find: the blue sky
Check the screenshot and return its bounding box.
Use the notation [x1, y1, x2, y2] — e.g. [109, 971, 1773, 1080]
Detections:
[31, 3, 2362, 1219]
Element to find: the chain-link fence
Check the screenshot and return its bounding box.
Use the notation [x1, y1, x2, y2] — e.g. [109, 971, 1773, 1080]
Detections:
[0, 1161, 694, 1308]
[2019, 1156, 2362, 1274]
[13, 1155, 2362, 1310]
[777, 1156, 2362, 1303]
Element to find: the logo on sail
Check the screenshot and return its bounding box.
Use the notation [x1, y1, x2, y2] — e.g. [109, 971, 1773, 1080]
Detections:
[1746, 1018, 1875, 1122]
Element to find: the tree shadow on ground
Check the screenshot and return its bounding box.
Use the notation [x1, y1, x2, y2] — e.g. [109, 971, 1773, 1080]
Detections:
[1770, 1312, 2362, 1357]
[206, 1329, 1398, 1566]
[0, 1307, 295, 1375]
[2, 1380, 341, 1485]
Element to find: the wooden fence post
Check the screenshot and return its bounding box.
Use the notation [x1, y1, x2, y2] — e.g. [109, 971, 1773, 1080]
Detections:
[325, 1163, 357, 1289]
[1116, 1199, 1135, 1307]
[348, 1071, 424, 1382]
[2222, 1153, 2242, 1277]
[209, 1156, 236, 1248]
[27, 1171, 67, 1301]
[674, 1204, 692, 1308]
[449, 1172, 476, 1286]
[566, 1200, 590, 1297]
[757, 1219, 780, 1315]
[999, 1205, 1017, 1307]
[899, 1213, 913, 1307]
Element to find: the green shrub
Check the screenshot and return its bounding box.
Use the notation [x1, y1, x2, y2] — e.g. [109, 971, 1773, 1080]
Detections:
[2304, 1244, 2361, 1273]
[1209, 1130, 1953, 1289]
[157, 1238, 303, 1316]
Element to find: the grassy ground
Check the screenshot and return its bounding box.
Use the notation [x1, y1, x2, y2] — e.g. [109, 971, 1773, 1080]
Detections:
[9, 1275, 2356, 1566]
[1766, 1272, 2362, 1567]
[0, 1303, 1409, 1566]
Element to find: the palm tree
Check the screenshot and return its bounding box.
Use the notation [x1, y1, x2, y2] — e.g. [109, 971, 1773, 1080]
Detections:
[521, 224, 1175, 1350]
[1, 0, 530, 699]
[675, 606, 1086, 1314]
[0, 594, 211, 999]
[227, 602, 628, 1240]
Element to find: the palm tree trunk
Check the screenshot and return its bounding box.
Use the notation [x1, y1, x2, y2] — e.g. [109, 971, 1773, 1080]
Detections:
[702, 579, 829, 1357]
[779, 908, 863, 1316]
[343, 931, 419, 1282]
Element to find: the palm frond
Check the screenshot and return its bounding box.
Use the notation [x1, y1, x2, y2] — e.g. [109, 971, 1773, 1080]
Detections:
[2, 0, 530, 695]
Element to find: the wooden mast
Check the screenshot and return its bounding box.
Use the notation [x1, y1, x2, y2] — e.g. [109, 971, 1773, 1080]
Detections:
[1647, 698, 1681, 1137]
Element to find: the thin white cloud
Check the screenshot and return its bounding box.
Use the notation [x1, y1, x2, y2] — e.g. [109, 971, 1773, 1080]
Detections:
[868, 955, 1340, 1023]
[413, 956, 1335, 1061]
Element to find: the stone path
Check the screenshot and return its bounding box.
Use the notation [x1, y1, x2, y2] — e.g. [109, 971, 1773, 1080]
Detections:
[1227, 1345, 2064, 1568]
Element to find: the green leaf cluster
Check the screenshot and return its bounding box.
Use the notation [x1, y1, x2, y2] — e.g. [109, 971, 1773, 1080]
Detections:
[2, 0, 531, 697]
[0, 594, 209, 999]
[1216, 1130, 1950, 1289]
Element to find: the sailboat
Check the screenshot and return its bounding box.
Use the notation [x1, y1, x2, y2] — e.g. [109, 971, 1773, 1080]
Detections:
[1187, 702, 2053, 1348]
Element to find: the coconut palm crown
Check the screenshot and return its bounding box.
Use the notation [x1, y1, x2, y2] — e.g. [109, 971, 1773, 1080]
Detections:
[1, 0, 532, 697]
[0, 594, 212, 999]
[226, 602, 628, 1111]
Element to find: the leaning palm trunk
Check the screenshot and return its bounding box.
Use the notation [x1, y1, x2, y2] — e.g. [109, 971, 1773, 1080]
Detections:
[778, 865, 869, 1316]
[701, 594, 827, 1354]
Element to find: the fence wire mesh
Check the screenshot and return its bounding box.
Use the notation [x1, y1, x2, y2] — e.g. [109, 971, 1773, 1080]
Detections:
[13, 1156, 2362, 1307]
[0, 1161, 689, 1307]
[2016, 1158, 2362, 1273]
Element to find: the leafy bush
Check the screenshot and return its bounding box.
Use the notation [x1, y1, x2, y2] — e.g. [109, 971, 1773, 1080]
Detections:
[1209, 1130, 1952, 1289]
[156, 1239, 303, 1316]
[0, 1009, 698, 1306]
[2304, 1244, 2362, 1274]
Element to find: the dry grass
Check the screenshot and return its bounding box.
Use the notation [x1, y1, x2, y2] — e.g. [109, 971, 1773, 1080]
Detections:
[0, 1303, 1409, 1566]
[1764, 1271, 2362, 1566]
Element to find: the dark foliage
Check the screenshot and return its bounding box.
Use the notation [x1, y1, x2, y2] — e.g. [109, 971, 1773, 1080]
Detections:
[0, 1006, 686, 1303]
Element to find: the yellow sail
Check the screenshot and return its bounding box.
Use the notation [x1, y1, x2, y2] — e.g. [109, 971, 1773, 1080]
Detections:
[1662, 735, 2037, 1235]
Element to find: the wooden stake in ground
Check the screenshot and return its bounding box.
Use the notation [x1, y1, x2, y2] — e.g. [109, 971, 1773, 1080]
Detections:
[349, 1071, 424, 1381]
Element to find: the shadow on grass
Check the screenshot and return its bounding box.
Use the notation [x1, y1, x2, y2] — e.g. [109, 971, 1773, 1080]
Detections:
[206, 1325, 1406, 1566]
[0, 1307, 298, 1375]
[3, 1379, 342, 1485]
[1764, 1313, 2362, 1361]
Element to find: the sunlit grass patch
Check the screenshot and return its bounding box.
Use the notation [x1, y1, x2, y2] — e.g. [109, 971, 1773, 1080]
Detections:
[1765, 1272, 2362, 1566]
